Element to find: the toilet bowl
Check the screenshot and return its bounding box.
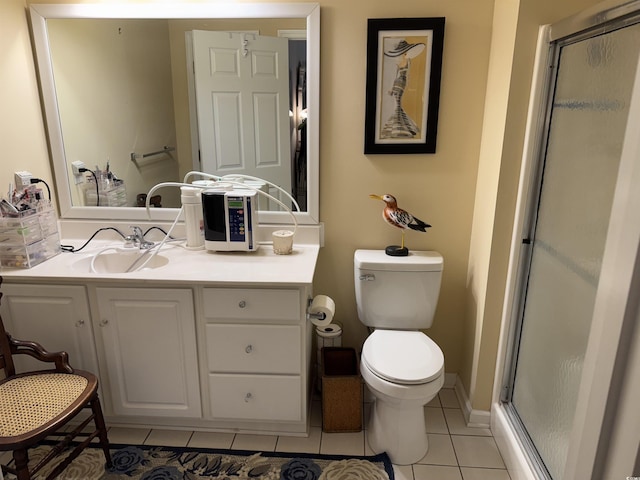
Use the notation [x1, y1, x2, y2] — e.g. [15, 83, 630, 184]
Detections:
[354, 249, 445, 465]
[361, 329, 444, 465]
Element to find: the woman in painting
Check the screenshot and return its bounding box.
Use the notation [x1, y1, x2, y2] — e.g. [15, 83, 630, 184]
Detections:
[380, 39, 426, 139]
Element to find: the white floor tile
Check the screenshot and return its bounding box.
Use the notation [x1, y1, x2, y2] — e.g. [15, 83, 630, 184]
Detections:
[364, 432, 375, 456]
[107, 426, 150, 445]
[232, 434, 277, 452]
[413, 464, 463, 480]
[416, 433, 457, 466]
[393, 464, 415, 480]
[451, 436, 505, 469]
[461, 467, 511, 480]
[427, 394, 442, 408]
[425, 406, 449, 434]
[187, 431, 235, 449]
[276, 427, 322, 454]
[444, 409, 492, 436]
[320, 430, 364, 456]
[363, 402, 371, 429]
[439, 389, 461, 408]
[144, 429, 192, 447]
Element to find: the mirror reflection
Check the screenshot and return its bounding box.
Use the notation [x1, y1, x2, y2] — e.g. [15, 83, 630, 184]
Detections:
[30, 2, 320, 225]
[46, 17, 307, 211]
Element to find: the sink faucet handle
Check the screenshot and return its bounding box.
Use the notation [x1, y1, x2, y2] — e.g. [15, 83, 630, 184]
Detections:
[129, 225, 144, 238]
[127, 225, 155, 250]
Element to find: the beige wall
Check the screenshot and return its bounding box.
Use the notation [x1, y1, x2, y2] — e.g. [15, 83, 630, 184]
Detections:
[0, 0, 52, 205]
[0, 0, 607, 415]
[462, 0, 606, 412]
[48, 18, 179, 208]
[313, 0, 494, 382]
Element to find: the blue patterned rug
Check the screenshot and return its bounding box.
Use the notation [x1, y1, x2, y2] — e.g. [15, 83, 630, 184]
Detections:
[19, 443, 395, 479]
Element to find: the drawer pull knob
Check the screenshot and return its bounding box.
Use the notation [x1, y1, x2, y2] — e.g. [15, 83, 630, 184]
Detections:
[75, 319, 85, 327]
[245, 393, 252, 402]
[99, 319, 109, 327]
[238, 300, 247, 308]
[245, 345, 253, 354]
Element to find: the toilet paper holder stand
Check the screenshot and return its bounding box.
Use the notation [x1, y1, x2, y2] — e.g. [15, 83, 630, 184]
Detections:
[307, 298, 327, 322]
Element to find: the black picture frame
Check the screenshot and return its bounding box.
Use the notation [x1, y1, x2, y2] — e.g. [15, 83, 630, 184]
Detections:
[364, 17, 445, 154]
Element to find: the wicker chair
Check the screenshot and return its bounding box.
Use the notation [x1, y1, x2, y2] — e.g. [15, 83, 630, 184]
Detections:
[0, 277, 112, 479]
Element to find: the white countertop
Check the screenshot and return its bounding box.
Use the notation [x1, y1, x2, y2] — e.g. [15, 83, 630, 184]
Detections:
[1, 239, 319, 286]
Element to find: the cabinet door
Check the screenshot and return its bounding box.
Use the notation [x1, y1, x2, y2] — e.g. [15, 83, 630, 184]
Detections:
[0, 283, 98, 375]
[95, 287, 201, 418]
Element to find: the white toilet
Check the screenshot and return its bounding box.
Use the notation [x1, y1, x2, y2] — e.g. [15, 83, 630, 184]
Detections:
[354, 249, 445, 465]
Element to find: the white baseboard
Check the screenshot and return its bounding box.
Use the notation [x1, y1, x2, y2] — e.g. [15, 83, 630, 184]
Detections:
[454, 375, 491, 428]
[444, 372, 457, 388]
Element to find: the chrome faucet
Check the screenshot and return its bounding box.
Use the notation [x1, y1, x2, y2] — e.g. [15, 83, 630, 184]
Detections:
[125, 226, 155, 250]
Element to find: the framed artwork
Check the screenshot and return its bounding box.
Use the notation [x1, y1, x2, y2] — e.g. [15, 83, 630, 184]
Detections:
[364, 17, 445, 154]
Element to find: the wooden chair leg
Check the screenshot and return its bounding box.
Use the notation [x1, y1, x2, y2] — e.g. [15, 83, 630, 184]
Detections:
[91, 395, 112, 468]
[13, 448, 31, 480]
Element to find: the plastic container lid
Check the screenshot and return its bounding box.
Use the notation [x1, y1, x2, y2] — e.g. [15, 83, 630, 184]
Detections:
[362, 330, 444, 384]
[355, 249, 443, 272]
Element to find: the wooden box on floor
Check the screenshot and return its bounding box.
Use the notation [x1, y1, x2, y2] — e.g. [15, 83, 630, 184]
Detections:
[321, 347, 362, 432]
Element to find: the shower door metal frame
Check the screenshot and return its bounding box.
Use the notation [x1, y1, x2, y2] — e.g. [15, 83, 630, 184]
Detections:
[498, 1, 640, 478]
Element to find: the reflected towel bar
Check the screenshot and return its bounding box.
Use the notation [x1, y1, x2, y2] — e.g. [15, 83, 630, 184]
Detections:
[130, 146, 175, 162]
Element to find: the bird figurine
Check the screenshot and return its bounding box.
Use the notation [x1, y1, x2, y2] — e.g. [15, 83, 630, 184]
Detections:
[370, 194, 431, 256]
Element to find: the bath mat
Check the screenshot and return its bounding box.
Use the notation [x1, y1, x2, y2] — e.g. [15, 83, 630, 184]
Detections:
[4, 442, 394, 479]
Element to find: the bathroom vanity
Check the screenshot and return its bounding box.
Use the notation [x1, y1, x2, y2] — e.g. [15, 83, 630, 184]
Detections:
[0, 237, 319, 435]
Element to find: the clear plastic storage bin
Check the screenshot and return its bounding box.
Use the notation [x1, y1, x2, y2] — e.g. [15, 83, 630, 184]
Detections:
[83, 180, 127, 207]
[0, 202, 61, 268]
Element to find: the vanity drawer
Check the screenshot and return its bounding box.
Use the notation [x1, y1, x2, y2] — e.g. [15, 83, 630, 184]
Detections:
[203, 288, 300, 322]
[208, 374, 301, 421]
[206, 324, 300, 374]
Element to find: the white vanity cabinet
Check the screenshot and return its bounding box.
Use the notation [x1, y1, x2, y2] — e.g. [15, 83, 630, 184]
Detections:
[0, 284, 99, 375]
[0, 242, 319, 435]
[202, 287, 311, 433]
[93, 287, 201, 418]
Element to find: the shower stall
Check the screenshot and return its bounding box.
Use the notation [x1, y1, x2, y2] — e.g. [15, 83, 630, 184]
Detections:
[493, 1, 640, 479]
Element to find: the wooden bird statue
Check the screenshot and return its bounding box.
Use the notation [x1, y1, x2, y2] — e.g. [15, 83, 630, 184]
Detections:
[370, 194, 431, 256]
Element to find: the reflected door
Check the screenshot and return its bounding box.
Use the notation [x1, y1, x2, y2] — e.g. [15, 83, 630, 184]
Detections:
[507, 22, 640, 479]
[192, 30, 291, 196]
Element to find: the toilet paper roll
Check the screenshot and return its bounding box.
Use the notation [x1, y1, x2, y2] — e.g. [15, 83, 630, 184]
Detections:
[316, 323, 342, 339]
[308, 295, 335, 327]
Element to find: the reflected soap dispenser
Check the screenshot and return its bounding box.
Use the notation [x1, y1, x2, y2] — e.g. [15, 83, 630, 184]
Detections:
[180, 186, 204, 250]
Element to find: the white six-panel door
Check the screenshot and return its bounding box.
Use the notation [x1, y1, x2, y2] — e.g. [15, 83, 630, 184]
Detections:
[192, 30, 291, 195]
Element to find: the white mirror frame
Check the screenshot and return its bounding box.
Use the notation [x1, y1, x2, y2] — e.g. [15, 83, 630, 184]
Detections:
[30, 3, 320, 225]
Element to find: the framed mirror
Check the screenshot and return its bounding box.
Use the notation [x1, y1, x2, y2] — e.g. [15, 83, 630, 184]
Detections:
[30, 3, 319, 224]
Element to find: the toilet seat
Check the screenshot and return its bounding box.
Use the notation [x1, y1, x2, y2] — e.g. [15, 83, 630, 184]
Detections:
[362, 330, 444, 385]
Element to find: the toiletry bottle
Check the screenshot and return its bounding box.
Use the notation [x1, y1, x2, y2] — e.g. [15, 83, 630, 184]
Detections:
[181, 186, 204, 249]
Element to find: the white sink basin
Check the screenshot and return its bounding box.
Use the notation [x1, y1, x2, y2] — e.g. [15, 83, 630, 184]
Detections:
[72, 250, 169, 274]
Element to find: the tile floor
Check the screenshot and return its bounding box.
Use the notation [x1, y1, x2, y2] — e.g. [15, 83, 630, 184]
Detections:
[0, 386, 509, 479]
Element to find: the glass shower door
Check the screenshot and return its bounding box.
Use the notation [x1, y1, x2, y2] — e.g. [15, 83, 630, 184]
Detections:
[508, 22, 640, 479]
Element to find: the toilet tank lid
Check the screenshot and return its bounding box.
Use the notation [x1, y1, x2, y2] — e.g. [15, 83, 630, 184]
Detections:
[355, 250, 443, 272]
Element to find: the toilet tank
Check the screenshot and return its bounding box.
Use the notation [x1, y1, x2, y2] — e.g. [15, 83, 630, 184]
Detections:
[354, 250, 443, 329]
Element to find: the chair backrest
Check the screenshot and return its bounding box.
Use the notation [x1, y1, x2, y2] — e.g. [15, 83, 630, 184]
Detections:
[0, 275, 19, 377]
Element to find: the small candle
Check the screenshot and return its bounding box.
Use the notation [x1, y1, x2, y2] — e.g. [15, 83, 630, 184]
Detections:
[272, 230, 294, 255]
